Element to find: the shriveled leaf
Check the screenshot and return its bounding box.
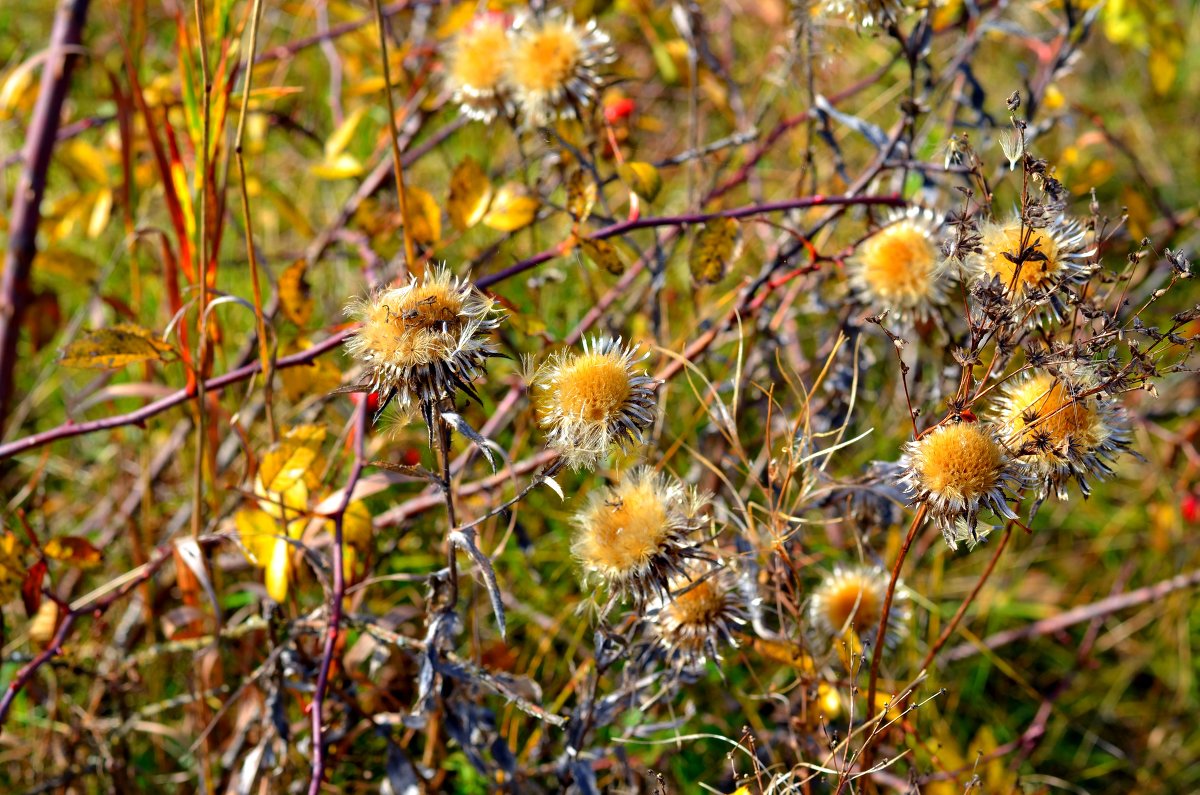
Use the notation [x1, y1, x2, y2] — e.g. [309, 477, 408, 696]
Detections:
[441, 411, 497, 471]
[43, 536, 103, 568]
[60, 323, 175, 369]
[689, 217, 742, 285]
[543, 475, 564, 501]
[482, 183, 539, 231]
[579, 236, 625, 276]
[175, 536, 222, 628]
[22, 559, 47, 616]
[404, 185, 442, 246]
[617, 161, 662, 202]
[566, 169, 597, 223]
[448, 156, 492, 231]
[279, 259, 313, 326]
[450, 529, 506, 639]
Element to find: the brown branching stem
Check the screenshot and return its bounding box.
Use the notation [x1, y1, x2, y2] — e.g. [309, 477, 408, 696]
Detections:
[307, 399, 368, 794]
[0, 193, 902, 462]
[0, 0, 92, 437]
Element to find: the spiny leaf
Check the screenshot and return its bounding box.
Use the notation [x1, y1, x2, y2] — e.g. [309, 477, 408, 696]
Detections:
[482, 183, 539, 232]
[448, 156, 493, 231]
[60, 324, 175, 369]
[279, 259, 313, 326]
[689, 217, 742, 285]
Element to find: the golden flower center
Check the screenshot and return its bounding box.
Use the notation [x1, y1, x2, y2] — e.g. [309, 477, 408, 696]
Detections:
[859, 222, 937, 302]
[667, 578, 727, 627]
[510, 23, 582, 94]
[983, 224, 1062, 293]
[449, 23, 509, 91]
[823, 578, 880, 632]
[915, 422, 1004, 498]
[554, 353, 631, 422]
[578, 482, 668, 575]
[1007, 375, 1096, 445]
[356, 283, 466, 369]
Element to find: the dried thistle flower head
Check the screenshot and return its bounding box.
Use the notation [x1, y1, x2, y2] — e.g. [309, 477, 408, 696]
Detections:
[344, 266, 502, 426]
[994, 370, 1130, 500]
[899, 420, 1023, 549]
[652, 564, 747, 673]
[506, 9, 615, 127]
[971, 214, 1094, 317]
[444, 15, 512, 122]
[572, 466, 710, 607]
[815, 0, 902, 27]
[848, 207, 949, 323]
[532, 335, 657, 471]
[809, 564, 908, 648]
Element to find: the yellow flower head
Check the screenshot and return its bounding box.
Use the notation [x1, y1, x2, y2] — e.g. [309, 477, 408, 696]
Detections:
[971, 214, 1094, 318]
[532, 335, 657, 471]
[900, 420, 1023, 549]
[344, 266, 502, 424]
[809, 564, 907, 648]
[848, 207, 948, 322]
[572, 466, 710, 607]
[652, 564, 746, 673]
[506, 9, 615, 127]
[445, 15, 513, 122]
[994, 370, 1129, 501]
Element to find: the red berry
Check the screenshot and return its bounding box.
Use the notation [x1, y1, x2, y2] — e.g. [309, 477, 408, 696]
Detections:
[402, 448, 421, 467]
[1183, 493, 1200, 524]
[605, 97, 635, 123]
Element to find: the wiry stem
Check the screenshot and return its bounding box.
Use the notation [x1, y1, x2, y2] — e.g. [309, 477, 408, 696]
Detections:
[372, 0, 417, 275]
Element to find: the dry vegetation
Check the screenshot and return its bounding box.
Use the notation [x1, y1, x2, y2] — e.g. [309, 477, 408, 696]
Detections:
[1, 0, 1199, 793]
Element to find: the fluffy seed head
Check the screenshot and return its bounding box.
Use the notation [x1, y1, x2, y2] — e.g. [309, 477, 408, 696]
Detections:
[506, 10, 615, 127]
[572, 466, 710, 607]
[652, 565, 747, 673]
[899, 420, 1023, 549]
[809, 564, 908, 647]
[848, 207, 948, 322]
[533, 336, 658, 471]
[971, 214, 1094, 318]
[344, 266, 502, 424]
[994, 370, 1130, 501]
[444, 15, 512, 122]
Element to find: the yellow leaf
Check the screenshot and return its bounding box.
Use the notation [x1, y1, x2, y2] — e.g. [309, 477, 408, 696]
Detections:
[436, 2, 479, 38]
[279, 259, 314, 326]
[60, 324, 175, 369]
[259, 425, 326, 496]
[482, 183, 539, 231]
[689, 217, 742, 284]
[33, 247, 99, 281]
[579, 236, 625, 276]
[265, 536, 291, 602]
[325, 106, 368, 160]
[566, 169, 597, 223]
[617, 160, 662, 202]
[29, 600, 59, 646]
[279, 338, 343, 403]
[87, 188, 113, 239]
[1148, 46, 1178, 96]
[341, 501, 374, 548]
[43, 536, 103, 569]
[448, 157, 493, 231]
[235, 508, 278, 566]
[311, 152, 365, 180]
[404, 185, 442, 246]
